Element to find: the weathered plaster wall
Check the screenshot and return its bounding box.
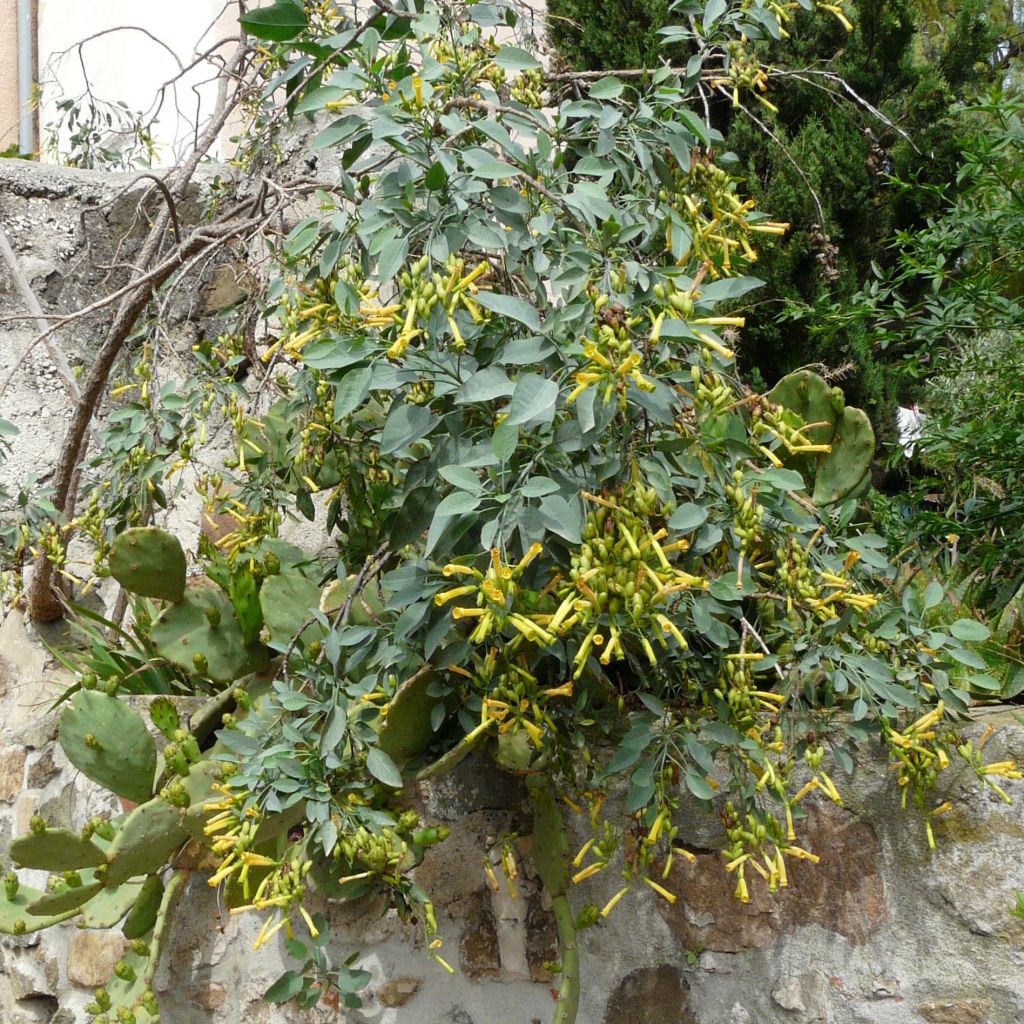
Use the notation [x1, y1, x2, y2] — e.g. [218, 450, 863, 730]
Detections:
[0, 0, 19, 150]
[1, 152, 1023, 1024]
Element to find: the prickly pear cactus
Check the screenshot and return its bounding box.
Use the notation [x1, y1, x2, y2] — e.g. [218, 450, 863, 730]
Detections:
[105, 799, 188, 886]
[767, 369, 875, 505]
[377, 666, 442, 763]
[320, 573, 388, 627]
[0, 879, 81, 934]
[59, 691, 157, 804]
[812, 406, 875, 505]
[25, 880, 105, 916]
[766, 369, 838, 448]
[80, 878, 144, 929]
[9, 827, 108, 871]
[259, 572, 323, 647]
[150, 586, 270, 682]
[108, 526, 187, 603]
[122, 875, 164, 939]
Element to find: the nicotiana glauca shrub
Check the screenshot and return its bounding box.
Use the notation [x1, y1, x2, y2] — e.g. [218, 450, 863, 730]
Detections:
[0, 4, 1019, 1024]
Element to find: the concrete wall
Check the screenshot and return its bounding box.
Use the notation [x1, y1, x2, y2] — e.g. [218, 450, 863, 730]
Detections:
[0, 0, 238, 163]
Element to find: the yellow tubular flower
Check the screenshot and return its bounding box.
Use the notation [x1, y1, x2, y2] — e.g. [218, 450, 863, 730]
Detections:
[783, 846, 820, 864]
[644, 877, 677, 904]
[601, 886, 630, 917]
[521, 718, 544, 747]
[253, 913, 289, 951]
[299, 905, 320, 938]
[572, 838, 597, 868]
[655, 614, 688, 650]
[735, 867, 749, 904]
[572, 862, 606, 885]
[435, 585, 477, 606]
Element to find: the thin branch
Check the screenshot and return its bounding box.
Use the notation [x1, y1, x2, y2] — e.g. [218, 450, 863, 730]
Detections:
[768, 69, 921, 155]
[132, 173, 183, 242]
[0, 223, 81, 402]
[733, 95, 826, 229]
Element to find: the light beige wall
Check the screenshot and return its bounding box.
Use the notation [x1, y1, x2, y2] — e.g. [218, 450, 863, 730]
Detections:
[37, 0, 234, 165]
[0, 0, 22, 151]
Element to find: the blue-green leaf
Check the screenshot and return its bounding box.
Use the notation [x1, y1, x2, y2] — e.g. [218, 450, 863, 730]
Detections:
[366, 747, 403, 788]
[380, 404, 435, 455]
[950, 618, 990, 642]
[506, 374, 558, 426]
[473, 291, 541, 331]
[494, 46, 542, 71]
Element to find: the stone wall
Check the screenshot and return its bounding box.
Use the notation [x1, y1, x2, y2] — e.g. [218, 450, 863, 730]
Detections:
[1, 607, 1023, 1024]
[1, 158, 1024, 1024]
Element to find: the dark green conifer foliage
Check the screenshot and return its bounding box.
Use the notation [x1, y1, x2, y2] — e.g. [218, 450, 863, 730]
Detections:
[546, 0, 1007, 429]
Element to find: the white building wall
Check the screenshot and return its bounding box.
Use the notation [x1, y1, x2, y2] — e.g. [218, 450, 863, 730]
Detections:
[36, 0, 238, 166]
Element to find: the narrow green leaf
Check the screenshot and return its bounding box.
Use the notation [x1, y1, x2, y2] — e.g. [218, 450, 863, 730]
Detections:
[380, 404, 435, 455]
[265, 971, 304, 1003]
[333, 366, 372, 420]
[434, 491, 482, 516]
[494, 46, 542, 71]
[473, 291, 541, 331]
[588, 77, 623, 101]
[492, 420, 519, 461]
[668, 503, 708, 533]
[685, 769, 715, 801]
[425, 161, 449, 191]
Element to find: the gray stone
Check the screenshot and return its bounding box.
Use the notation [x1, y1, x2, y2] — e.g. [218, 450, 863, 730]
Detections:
[0, 747, 26, 802]
[869, 975, 901, 999]
[771, 970, 831, 1022]
[377, 977, 421, 1008]
[25, 749, 59, 790]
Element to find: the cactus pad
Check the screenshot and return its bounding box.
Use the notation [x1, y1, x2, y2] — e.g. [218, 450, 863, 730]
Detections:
[527, 776, 570, 896]
[105, 944, 158, 1024]
[10, 828, 108, 871]
[0, 883, 81, 934]
[309, 851, 381, 902]
[122, 875, 164, 939]
[60, 690, 157, 805]
[378, 666, 439, 763]
[26, 880, 104, 916]
[149, 697, 180, 740]
[767, 370, 876, 505]
[259, 572, 323, 647]
[150, 586, 270, 683]
[766, 370, 837, 447]
[812, 407, 875, 506]
[80, 878, 144, 929]
[320, 574, 387, 627]
[108, 527, 187, 603]
[495, 730, 535, 772]
[106, 799, 188, 886]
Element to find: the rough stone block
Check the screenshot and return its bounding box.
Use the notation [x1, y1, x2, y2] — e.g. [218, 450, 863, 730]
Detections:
[66, 932, 127, 988]
[0, 746, 27, 801]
